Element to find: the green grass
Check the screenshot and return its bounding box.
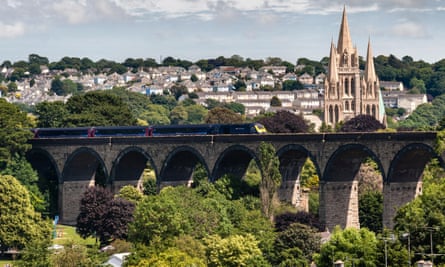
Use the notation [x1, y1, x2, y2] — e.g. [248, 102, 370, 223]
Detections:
[52, 224, 97, 247]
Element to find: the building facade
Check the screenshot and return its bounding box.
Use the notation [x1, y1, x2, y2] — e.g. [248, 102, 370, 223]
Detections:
[324, 7, 384, 125]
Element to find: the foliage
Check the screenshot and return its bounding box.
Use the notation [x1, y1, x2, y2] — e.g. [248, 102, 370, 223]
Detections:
[393, 159, 445, 265]
[273, 223, 321, 265]
[275, 211, 321, 232]
[270, 96, 282, 107]
[258, 111, 309, 133]
[76, 186, 135, 245]
[258, 142, 282, 221]
[204, 234, 266, 267]
[18, 238, 52, 267]
[0, 99, 33, 168]
[282, 80, 304, 91]
[35, 101, 69, 128]
[64, 91, 137, 126]
[0, 175, 51, 250]
[359, 191, 383, 233]
[300, 158, 319, 189]
[399, 94, 445, 130]
[50, 242, 105, 267]
[314, 226, 379, 267]
[339, 114, 385, 132]
[117, 185, 143, 204]
[1, 155, 47, 213]
[204, 107, 244, 124]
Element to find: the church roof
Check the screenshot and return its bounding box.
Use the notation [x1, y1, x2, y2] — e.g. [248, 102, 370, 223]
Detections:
[364, 39, 377, 82]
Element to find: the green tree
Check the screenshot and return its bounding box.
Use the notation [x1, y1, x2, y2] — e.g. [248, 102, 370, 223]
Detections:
[314, 227, 378, 267]
[184, 104, 208, 124]
[273, 223, 321, 265]
[170, 105, 188, 124]
[65, 91, 137, 126]
[258, 142, 282, 221]
[35, 101, 69, 128]
[0, 174, 51, 250]
[282, 80, 304, 91]
[204, 234, 266, 267]
[205, 107, 244, 124]
[117, 185, 143, 204]
[270, 96, 282, 107]
[0, 98, 33, 168]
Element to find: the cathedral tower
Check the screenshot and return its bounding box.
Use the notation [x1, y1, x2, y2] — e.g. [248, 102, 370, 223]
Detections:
[324, 7, 383, 125]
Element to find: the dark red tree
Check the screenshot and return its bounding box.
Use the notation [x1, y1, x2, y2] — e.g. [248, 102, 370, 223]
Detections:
[258, 111, 309, 133]
[76, 186, 135, 245]
[339, 114, 385, 132]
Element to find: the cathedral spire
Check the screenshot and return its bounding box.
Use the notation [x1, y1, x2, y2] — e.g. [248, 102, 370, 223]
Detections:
[364, 38, 376, 82]
[337, 6, 353, 55]
[328, 41, 338, 83]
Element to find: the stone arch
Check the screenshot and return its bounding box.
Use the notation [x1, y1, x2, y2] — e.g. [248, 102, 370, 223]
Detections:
[26, 148, 61, 218]
[62, 147, 108, 183]
[160, 146, 210, 187]
[211, 145, 259, 182]
[60, 147, 108, 225]
[277, 144, 321, 208]
[383, 143, 440, 228]
[110, 146, 158, 193]
[27, 148, 61, 184]
[321, 144, 384, 230]
[323, 143, 384, 182]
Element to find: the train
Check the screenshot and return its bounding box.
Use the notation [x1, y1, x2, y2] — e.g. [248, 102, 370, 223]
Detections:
[31, 123, 267, 138]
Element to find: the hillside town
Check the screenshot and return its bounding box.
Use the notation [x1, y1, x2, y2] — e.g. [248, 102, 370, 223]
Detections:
[2, 62, 427, 126]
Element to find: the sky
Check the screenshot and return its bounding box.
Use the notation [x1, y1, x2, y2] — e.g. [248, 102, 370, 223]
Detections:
[0, 0, 444, 65]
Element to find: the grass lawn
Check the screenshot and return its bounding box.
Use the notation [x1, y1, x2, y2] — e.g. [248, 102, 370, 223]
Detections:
[52, 224, 97, 247]
[0, 225, 97, 266]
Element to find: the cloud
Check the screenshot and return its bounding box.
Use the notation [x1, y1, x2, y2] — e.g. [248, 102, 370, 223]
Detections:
[391, 21, 428, 38]
[0, 22, 25, 38]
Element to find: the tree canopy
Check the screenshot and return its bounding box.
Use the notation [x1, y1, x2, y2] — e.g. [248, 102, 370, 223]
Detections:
[339, 114, 385, 132]
[258, 111, 310, 133]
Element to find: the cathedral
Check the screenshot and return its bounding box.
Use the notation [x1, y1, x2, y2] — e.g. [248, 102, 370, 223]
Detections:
[323, 7, 385, 125]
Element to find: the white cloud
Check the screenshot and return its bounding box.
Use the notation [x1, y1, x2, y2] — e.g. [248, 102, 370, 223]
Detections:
[0, 22, 25, 38]
[391, 21, 428, 38]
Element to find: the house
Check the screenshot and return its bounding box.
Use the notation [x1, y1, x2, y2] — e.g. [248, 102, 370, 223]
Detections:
[380, 81, 404, 91]
[298, 73, 313, 84]
[259, 66, 287, 76]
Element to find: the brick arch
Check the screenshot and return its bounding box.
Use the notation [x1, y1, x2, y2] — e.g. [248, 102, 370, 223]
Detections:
[160, 146, 210, 186]
[323, 143, 385, 182]
[62, 147, 108, 183]
[211, 145, 259, 182]
[110, 146, 158, 191]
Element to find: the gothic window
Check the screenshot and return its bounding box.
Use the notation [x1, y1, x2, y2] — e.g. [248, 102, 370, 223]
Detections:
[335, 105, 340, 123]
[345, 78, 349, 96]
[351, 78, 355, 96]
[372, 105, 377, 117]
[366, 105, 371, 115]
[345, 101, 349, 111]
[351, 101, 355, 112]
[329, 105, 334, 124]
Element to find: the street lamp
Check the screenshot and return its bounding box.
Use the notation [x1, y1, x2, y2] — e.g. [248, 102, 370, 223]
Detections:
[402, 232, 411, 267]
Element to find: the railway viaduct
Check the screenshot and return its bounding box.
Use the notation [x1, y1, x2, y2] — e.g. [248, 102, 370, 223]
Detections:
[27, 131, 441, 230]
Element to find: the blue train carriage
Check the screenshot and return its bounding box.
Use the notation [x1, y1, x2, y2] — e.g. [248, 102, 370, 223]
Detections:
[215, 123, 267, 134]
[90, 126, 152, 137]
[32, 127, 92, 138]
[151, 124, 214, 136]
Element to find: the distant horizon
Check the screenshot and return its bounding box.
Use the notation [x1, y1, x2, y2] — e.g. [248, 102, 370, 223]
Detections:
[0, 1, 444, 64]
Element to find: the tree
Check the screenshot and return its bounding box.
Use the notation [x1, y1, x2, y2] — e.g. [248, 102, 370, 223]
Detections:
[204, 234, 266, 267]
[282, 80, 304, 91]
[170, 105, 188, 124]
[184, 104, 208, 124]
[273, 223, 321, 265]
[314, 227, 379, 267]
[35, 101, 69, 128]
[205, 107, 244, 124]
[0, 98, 33, 168]
[65, 91, 137, 126]
[270, 96, 282, 107]
[258, 142, 282, 221]
[76, 186, 134, 245]
[0, 174, 51, 250]
[258, 111, 309, 133]
[339, 114, 385, 132]
[223, 102, 245, 115]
